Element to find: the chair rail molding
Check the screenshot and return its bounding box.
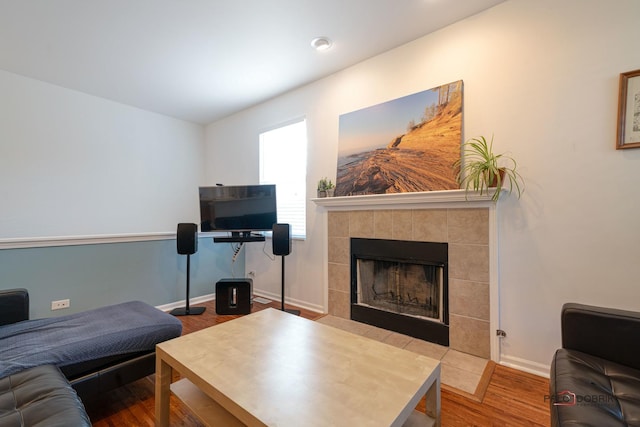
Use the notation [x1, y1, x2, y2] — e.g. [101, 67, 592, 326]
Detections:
[0, 232, 176, 249]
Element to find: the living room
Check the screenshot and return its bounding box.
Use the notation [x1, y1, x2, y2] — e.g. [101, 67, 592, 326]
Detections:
[1, 0, 639, 425]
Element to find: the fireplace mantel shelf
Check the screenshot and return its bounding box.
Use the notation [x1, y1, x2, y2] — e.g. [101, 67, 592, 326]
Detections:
[312, 188, 499, 210]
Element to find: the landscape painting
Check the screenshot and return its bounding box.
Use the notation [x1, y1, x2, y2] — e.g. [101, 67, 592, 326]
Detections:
[335, 80, 463, 196]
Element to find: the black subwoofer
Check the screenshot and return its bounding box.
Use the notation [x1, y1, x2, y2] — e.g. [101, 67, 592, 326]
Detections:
[215, 278, 252, 315]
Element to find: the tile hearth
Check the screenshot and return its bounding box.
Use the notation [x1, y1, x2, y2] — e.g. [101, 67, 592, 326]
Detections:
[316, 314, 490, 396]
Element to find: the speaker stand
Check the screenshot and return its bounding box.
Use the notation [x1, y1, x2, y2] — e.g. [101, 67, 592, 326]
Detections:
[171, 254, 206, 316]
[280, 255, 299, 316]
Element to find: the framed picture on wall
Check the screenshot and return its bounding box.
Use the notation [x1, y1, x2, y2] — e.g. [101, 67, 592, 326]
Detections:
[616, 68, 640, 149]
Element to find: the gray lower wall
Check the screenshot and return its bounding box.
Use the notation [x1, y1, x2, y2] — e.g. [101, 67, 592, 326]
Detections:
[0, 237, 243, 319]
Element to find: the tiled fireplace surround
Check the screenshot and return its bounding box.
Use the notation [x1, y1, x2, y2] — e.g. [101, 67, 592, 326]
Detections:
[322, 192, 495, 360]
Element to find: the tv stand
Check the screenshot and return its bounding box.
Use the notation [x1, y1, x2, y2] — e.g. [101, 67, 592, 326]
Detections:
[213, 231, 265, 243]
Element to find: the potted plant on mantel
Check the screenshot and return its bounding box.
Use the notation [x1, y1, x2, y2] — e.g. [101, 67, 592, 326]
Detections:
[453, 135, 524, 201]
[317, 177, 335, 198]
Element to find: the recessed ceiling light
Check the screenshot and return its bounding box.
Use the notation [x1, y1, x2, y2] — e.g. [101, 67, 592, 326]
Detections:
[311, 37, 333, 51]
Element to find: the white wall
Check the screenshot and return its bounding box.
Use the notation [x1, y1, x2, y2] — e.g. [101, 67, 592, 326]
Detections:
[204, 89, 331, 312]
[0, 70, 241, 313]
[0, 69, 204, 239]
[205, 0, 640, 373]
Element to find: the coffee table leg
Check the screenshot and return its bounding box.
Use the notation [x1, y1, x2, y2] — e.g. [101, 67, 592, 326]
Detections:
[155, 356, 173, 427]
[425, 374, 441, 427]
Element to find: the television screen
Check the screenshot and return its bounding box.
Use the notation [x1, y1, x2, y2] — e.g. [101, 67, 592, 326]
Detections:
[199, 185, 277, 232]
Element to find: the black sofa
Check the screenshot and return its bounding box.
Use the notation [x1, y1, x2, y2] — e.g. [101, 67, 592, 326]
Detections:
[0, 288, 182, 402]
[1, 364, 91, 427]
[550, 303, 640, 426]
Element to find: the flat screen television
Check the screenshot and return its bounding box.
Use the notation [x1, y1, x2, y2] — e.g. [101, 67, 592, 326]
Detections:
[199, 185, 277, 233]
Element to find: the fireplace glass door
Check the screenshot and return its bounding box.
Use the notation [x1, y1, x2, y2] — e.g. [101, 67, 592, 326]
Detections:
[356, 259, 444, 322]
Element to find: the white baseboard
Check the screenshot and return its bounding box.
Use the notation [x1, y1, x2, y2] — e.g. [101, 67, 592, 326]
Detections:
[155, 293, 216, 312]
[252, 289, 324, 314]
[155, 291, 324, 315]
[499, 354, 550, 378]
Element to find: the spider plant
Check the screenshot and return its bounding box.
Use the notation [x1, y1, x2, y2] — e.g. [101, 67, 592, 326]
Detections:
[453, 135, 524, 201]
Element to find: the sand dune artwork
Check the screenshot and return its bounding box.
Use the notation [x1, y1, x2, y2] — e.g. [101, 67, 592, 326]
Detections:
[336, 80, 463, 196]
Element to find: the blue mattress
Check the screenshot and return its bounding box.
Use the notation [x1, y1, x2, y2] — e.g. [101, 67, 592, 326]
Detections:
[0, 300, 182, 378]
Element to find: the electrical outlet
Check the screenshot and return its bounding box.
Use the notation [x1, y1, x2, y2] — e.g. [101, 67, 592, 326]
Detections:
[51, 299, 70, 310]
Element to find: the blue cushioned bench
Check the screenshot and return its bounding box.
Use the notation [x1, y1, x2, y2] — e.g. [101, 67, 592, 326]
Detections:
[0, 289, 182, 401]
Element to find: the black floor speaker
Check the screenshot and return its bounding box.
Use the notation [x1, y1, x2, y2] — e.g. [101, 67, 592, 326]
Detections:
[272, 223, 291, 256]
[176, 223, 198, 255]
[215, 278, 252, 315]
[171, 223, 205, 316]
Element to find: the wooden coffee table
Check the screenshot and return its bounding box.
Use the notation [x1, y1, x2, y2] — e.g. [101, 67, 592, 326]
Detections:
[155, 308, 440, 426]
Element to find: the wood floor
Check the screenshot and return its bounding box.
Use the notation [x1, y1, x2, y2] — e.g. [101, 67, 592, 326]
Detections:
[83, 299, 550, 426]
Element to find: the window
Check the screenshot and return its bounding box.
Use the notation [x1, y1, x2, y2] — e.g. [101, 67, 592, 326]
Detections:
[259, 119, 307, 238]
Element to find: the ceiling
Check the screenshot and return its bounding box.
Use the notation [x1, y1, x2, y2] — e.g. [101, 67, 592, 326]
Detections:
[0, 0, 505, 125]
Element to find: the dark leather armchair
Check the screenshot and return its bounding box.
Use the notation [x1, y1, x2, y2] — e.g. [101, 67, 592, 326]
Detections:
[0, 288, 29, 326]
[550, 303, 640, 426]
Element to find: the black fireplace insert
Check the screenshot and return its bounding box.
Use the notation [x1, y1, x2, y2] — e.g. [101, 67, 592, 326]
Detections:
[350, 237, 449, 346]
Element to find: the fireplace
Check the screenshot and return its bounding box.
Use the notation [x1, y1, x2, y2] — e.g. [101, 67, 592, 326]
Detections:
[324, 205, 492, 360]
[351, 238, 449, 346]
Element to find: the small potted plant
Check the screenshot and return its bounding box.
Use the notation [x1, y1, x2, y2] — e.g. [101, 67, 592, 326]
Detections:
[317, 177, 335, 198]
[453, 135, 524, 201]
